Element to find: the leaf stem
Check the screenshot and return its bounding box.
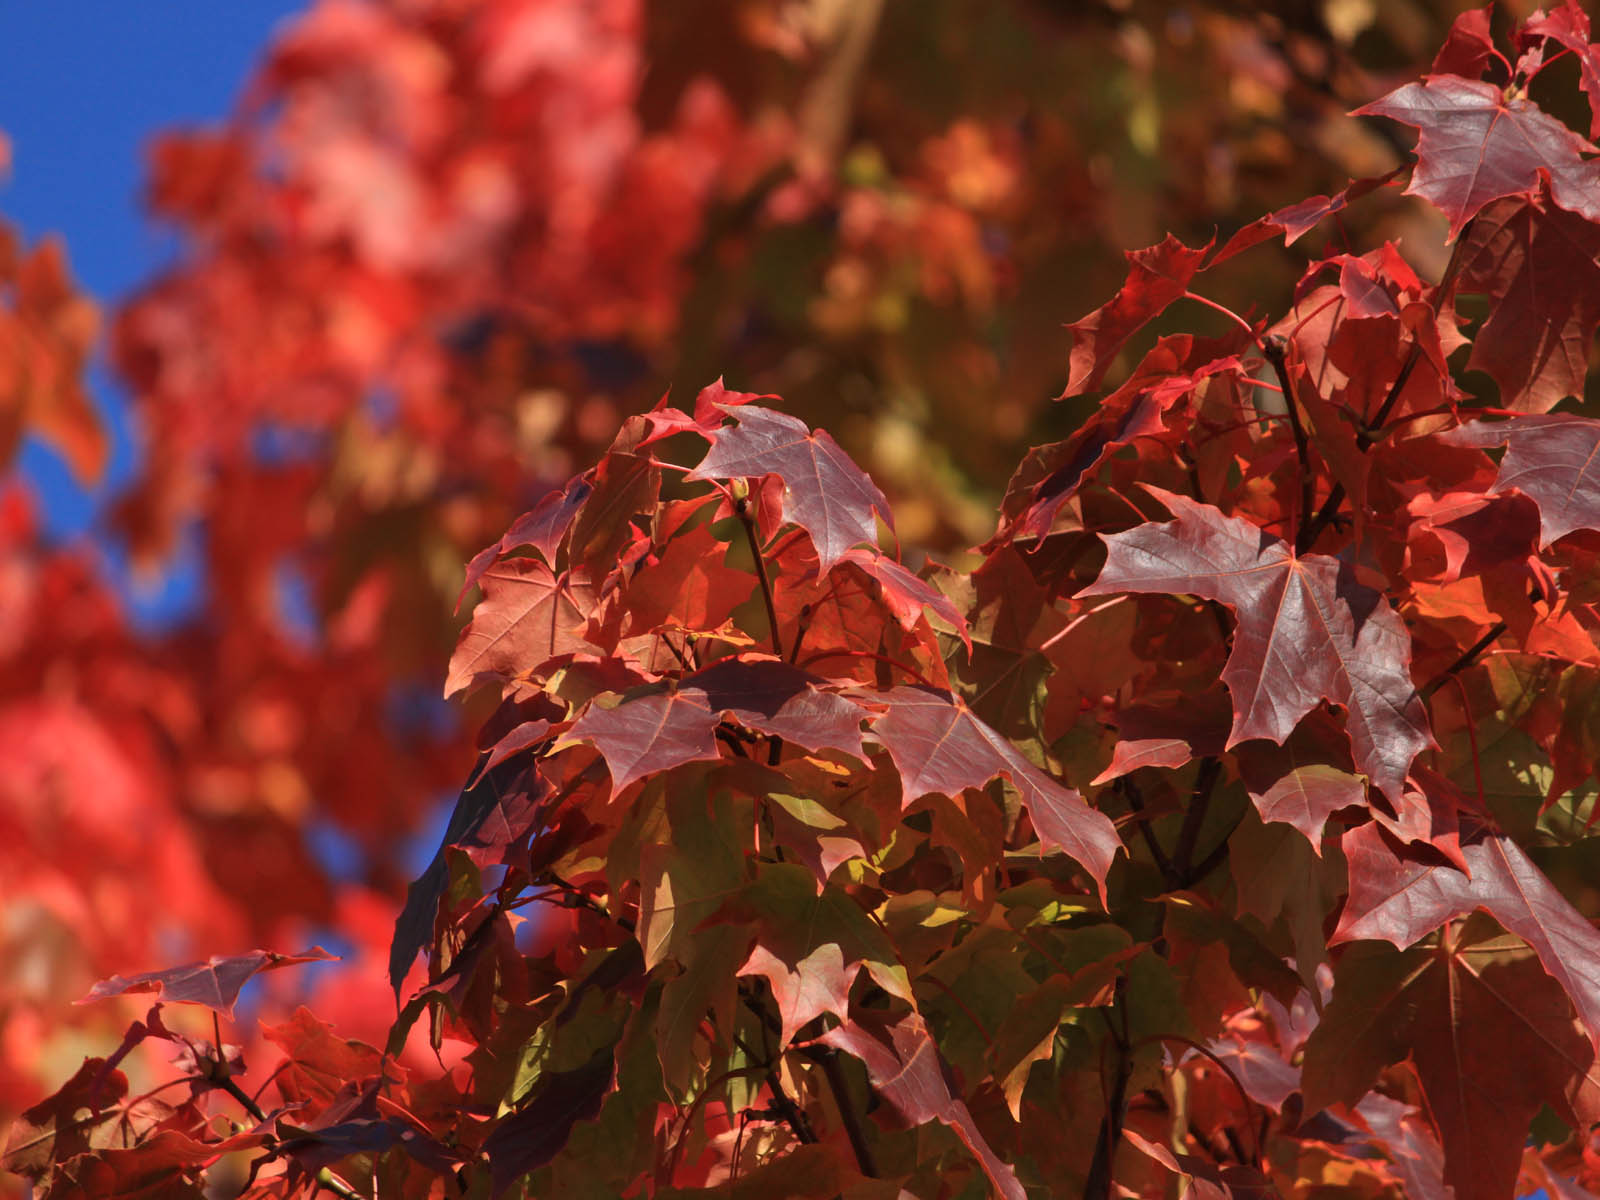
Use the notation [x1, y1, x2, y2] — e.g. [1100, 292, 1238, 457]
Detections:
[1174, 757, 1223, 884]
[818, 1048, 879, 1177]
[1084, 978, 1131, 1200]
[1118, 777, 1183, 890]
[736, 495, 785, 661]
[1420, 621, 1507, 702]
[1297, 218, 1476, 552]
[1260, 334, 1316, 554]
[1182, 290, 1262, 346]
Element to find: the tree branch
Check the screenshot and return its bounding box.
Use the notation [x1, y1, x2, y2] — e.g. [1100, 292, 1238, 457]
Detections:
[1174, 757, 1223, 884]
[1260, 334, 1316, 554]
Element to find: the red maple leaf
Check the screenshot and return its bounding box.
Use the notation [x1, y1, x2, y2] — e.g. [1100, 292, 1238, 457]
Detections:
[1443, 412, 1600, 545]
[1355, 74, 1600, 239]
[1080, 487, 1433, 801]
[688, 404, 892, 572]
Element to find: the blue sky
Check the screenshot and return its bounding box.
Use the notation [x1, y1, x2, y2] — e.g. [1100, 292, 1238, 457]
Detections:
[0, 0, 306, 620]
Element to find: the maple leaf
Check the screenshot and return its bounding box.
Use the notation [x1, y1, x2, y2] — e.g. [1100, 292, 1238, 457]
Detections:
[1429, 4, 1498, 80]
[0, 1058, 129, 1178]
[1444, 413, 1600, 545]
[821, 1011, 1026, 1200]
[1235, 723, 1366, 849]
[1354, 75, 1600, 239]
[1212, 172, 1399, 266]
[445, 559, 596, 696]
[1303, 927, 1600, 1200]
[641, 376, 771, 445]
[261, 1007, 386, 1106]
[82, 948, 337, 1019]
[1448, 195, 1600, 412]
[566, 659, 866, 792]
[1079, 487, 1432, 802]
[994, 335, 1243, 545]
[715, 862, 911, 1046]
[862, 685, 1121, 898]
[837, 547, 970, 652]
[457, 474, 593, 612]
[390, 755, 548, 993]
[1335, 822, 1600, 1049]
[481, 1052, 615, 1198]
[688, 404, 892, 572]
[614, 520, 754, 636]
[1091, 688, 1230, 783]
[1523, 1, 1600, 138]
[1061, 234, 1210, 397]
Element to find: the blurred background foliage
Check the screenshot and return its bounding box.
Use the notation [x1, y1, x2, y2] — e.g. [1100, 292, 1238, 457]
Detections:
[0, 0, 1544, 1126]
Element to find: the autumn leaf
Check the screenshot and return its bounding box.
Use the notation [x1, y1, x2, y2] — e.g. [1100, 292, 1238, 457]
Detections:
[714, 862, 911, 1046]
[446, 559, 597, 696]
[566, 659, 867, 792]
[837, 547, 971, 651]
[1080, 486, 1432, 802]
[1303, 927, 1600, 1200]
[1522, 1, 1600, 137]
[821, 1011, 1026, 1200]
[1355, 75, 1600, 239]
[1443, 412, 1600, 545]
[1061, 234, 1211, 397]
[1428, 4, 1497, 81]
[862, 685, 1122, 898]
[1211, 172, 1399, 265]
[458, 474, 593, 611]
[82, 948, 337, 1019]
[1449, 196, 1600, 412]
[1335, 821, 1600, 1049]
[688, 404, 892, 572]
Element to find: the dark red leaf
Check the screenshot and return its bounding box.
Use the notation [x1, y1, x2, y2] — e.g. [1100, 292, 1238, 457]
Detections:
[1430, 5, 1498, 80]
[1080, 487, 1432, 802]
[862, 685, 1121, 899]
[1523, 1, 1600, 137]
[1448, 196, 1600, 412]
[457, 475, 593, 611]
[446, 560, 596, 697]
[1444, 412, 1600, 545]
[1212, 173, 1399, 265]
[838, 547, 970, 652]
[1354, 75, 1600, 239]
[483, 1051, 615, 1198]
[82, 948, 337, 1018]
[688, 404, 891, 572]
[1335, 822, 1600, 1048]
[821, 1012, 1026, 1200]
[567, 659, 866, 792]
[1061, 234, 1210, 397]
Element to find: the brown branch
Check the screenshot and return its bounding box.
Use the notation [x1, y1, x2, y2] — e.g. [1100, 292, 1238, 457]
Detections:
[736, 495, 785, 661]
[1118, 776, 1182, 890]
[1174, 757, 1223, 884]
[1084, 979, 1131, 1200]
[1297, 217, 1479, 552]
[818, 1049, 879, 1178]
[1260, 334, 1316, 554]
[1421, 621, 1507, 702]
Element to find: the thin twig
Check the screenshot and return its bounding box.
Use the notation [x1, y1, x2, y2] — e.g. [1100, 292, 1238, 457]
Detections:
[1084, 978, 1131, 1200]
[1421, 621, 1507, 702]
[1119, 777, 1182, 890]
[736, 495, 784, 661]
[1297, 218, 1478, 552]
[1260, 334, 1316, 553]
[1174, 757, 1223, 883]
[819, 1049, 879, 1177]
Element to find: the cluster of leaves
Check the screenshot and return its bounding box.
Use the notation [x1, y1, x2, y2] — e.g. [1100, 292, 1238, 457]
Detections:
[0, 0, 1482, 1138]
[9, 5, 1600, 1196]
